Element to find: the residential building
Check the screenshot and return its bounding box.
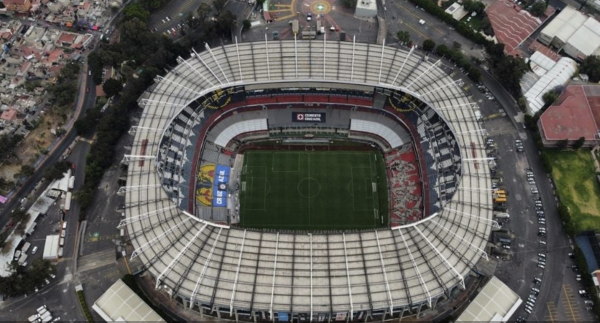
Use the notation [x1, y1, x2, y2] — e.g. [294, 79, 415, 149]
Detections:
[2, 0, 32, 13]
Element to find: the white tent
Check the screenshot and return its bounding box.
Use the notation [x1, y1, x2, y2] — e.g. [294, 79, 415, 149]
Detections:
[524, 57, 578, 115]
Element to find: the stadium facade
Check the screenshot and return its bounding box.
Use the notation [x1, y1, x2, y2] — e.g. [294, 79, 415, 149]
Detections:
[121, 39, 493, 322]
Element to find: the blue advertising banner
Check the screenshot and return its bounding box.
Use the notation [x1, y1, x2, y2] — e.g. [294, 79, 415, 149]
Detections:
[212, 165, 230, 207]
[215, 164, 230, 183]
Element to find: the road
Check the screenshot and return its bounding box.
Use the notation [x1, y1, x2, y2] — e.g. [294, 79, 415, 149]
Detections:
[0, 71, 96, 227]
[385, 0, 486, 59]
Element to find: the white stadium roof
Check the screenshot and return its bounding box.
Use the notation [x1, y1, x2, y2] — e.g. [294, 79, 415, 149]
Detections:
[124, 40, 493, 319]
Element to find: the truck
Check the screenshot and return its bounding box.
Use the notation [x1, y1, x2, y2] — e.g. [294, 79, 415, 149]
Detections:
[22, 241, 31, 253]
[58, 247, 64, 257]
[40, 311, 52, 322]
[495, 213, 510, 219]
[18, 253, 28, 266]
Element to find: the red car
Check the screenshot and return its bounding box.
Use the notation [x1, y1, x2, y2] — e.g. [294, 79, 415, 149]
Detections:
[86, 87, 90, 93]
[71, 163, 76, 170]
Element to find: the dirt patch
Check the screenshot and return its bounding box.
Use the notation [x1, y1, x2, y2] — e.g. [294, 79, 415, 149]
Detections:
[0, 111, 69, 183]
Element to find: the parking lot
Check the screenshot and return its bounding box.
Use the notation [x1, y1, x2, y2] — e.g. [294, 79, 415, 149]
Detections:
[475, 99, 597, 321]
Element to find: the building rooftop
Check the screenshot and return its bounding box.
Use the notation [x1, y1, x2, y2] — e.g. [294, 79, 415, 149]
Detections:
[457, 276, 521, 322]
[524, 57, 578, 115]
[528, 40, 560, 62]
[0, 109, 18, 121]
[538, 85, 599, 141]
[486, 0, 547, 56]
[566, 17, 600, 58]
[92, 279, 165, 323]
[541, 6, 588, 44]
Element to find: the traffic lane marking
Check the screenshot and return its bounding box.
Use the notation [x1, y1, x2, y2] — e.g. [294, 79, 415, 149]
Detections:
[391, 1, 447, 37]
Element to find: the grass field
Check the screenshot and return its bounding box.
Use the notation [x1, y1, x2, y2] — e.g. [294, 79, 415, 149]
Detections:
[546, 149, 600, 232]
[239, 150, 389, 230]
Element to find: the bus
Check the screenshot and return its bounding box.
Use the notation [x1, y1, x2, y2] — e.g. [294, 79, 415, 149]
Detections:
[64, 192, 72, 211]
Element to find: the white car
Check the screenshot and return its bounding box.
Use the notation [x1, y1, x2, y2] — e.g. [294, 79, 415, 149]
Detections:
[419, 19, 425, 25]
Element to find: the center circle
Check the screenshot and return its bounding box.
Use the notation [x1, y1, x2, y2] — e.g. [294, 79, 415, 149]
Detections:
[297, 177, 321, 198]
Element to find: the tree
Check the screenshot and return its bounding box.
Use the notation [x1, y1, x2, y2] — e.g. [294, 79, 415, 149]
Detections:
[122, 3, 150, 22]
[196, 3, 212, 25]
[103, 78, 123, 97]
[574, 137, 586, 149]
[43, 161, 72, 182]
[422, 39, 436, 52]
[435, 44, 450, 57]
[16, 165, 35, 179]
[492, 55, 528, 97]
[452, 41, 462, 50]
[468, 67, 482, 82]
[481, 17, 494, 36]
[242, 19, 251, 31]
[213, 0, 227, 12]
[542, 91, 558, 107]
[463, 0, 486, 13]
[517, 97, 528, 112]
[529, 1, 547, 17]
[396, 31, 411, 45]
[580, 56, 600, 83]
[216, 10, 237, 34]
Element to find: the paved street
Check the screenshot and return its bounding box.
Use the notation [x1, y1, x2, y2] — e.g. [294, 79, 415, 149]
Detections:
[385, 0, 486, 59]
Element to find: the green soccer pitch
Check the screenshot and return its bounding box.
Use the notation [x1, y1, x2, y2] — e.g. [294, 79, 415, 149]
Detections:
[239, 150, 389, 230]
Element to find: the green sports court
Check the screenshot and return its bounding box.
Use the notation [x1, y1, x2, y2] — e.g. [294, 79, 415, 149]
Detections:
[239, 150, 389, 230]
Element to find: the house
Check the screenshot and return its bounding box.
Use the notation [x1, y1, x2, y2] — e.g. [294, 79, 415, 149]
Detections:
[2, 0, 32, 13]
[538, 85, 600, 147]
[0, 108, 18, 122]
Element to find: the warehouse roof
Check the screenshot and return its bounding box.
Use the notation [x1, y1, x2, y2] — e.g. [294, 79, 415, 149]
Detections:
[541, 6, 587, 43]
[566, 17, 600, 58]
[456, 276, 522, 322]
[92, 279, 165, 323]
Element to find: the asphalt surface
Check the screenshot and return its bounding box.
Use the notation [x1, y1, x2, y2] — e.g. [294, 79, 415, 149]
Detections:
[385, 0, 486, 59]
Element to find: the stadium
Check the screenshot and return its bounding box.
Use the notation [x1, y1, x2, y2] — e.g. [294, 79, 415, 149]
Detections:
[121, 39, 493, 322]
